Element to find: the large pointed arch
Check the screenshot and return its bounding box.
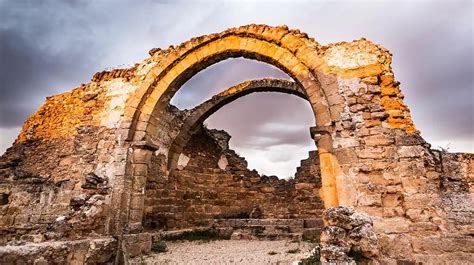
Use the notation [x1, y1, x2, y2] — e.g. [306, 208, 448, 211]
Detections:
[117, 25, 342, 233]
[123, 25, 332, 141]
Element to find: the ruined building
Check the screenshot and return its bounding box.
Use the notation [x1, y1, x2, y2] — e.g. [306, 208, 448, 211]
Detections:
[0, 25, 472, 264]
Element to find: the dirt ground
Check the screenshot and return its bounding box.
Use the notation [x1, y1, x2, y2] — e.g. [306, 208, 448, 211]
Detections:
[130, 240, 315, 265]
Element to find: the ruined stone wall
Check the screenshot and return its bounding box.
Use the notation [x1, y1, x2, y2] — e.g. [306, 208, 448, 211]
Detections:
[0, 59, 158, 244]
[143, 125, 324, 230]
[0, 127, 114, 244]
[317, 70, 474, 263]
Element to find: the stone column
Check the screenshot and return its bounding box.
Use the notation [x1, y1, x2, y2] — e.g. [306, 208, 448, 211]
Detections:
[311, 126, 339, 208]
[126, 140, 159, 233]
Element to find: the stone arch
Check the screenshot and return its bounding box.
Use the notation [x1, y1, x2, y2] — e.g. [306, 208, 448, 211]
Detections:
[119, 25, 342, 232]
[124, 25, 332, 139]
[167, 78, 308, 173]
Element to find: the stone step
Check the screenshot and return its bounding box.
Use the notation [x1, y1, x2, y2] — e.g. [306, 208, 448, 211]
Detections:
[209, 218, 306, 228]
[155, 219, 322, 242]
[227, 224, 304, 233]
[304, 219, 324, 228]
[230, 231, 303, 241]
[302, 228, 322, 240]
[205, 218, 323, 241]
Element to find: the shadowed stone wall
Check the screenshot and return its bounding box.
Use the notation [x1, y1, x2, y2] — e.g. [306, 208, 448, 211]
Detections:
[143, 125, 323, 230]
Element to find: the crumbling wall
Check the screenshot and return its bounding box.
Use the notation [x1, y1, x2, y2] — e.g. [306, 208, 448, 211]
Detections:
[0, 127, 115, 244]
[0, 59, 157, 244]
[0, 237, 117, 265]
[143, 125, 324, 230]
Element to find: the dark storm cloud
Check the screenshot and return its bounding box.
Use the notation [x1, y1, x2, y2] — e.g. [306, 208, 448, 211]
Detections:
[205, 91, 315, 151]
[0, 29, 95, 127]
[0, 1, 102, 127]
[0, 0, 218, 128]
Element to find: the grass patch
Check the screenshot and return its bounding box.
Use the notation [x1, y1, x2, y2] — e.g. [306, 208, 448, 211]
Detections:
[162, 229, 229, 242]
[268, 251, 279, 255]
[348, 249, 364, 263]
[287, 248, 301, 254]
[151, 241, 168, 253]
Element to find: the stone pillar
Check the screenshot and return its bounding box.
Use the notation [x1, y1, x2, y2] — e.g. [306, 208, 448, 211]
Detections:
[126, 140, 159, 233]
[311, 126, 339, 208]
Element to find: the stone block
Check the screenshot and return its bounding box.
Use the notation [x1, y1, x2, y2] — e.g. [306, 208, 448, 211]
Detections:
[358, 147, 386, 159]
[132, 148, 153, 163]
[333, 148, 359, 165]
[403, 193, 438, 209]
[373, 217, 410, 234]
[357, 192, 382, 206]
[398, 146, 425, 158]
[382, 193, 402, 207]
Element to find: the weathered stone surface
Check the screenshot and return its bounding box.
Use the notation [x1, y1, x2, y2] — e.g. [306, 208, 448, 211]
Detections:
[144, 125, 324, 229]
[320, 207, 378, 262]
[0, 237, 116, 265]
[320, 226, 347, 245]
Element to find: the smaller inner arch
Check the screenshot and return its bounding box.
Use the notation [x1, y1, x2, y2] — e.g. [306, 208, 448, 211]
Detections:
[171, 58, 292, 110]
[167, 78, 310, 175]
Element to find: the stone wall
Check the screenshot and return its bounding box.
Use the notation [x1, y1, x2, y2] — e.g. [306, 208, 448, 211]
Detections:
[0, 126, 116, 244]
[143, 125, 324, 230]
[0, 237, 116, 265]
[0, 55, 157, 244]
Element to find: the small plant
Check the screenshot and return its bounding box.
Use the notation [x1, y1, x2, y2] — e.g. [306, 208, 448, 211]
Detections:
[299, 252, 320, 264]
[299, 239, 321, 264]
[289, 239, 301, 243]
[287, 248, 301, 254]
[254, 226, 265, 235]
[268, 251, 278, 255]
[151, 240, 168, 253]
[438, 143, 451, 153]
[348, 249, 364, 263]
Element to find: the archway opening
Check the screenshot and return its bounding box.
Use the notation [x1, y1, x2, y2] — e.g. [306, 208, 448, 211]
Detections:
[204, 92, 315, 179]
[124, 29, 339, 235]
[143, 77, 325, 239]
[170, 58, 308, 178]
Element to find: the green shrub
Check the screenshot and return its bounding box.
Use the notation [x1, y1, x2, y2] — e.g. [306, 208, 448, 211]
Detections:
[299, 248, 321, 265]
[287, 248, 301, 254]
[151, 241, 168, 253]
[268, 251, 278, 255]
[348, 249, 364, 263]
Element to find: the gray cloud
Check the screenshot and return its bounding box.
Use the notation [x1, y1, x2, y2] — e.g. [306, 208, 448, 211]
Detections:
[205, 91, 315, 150]
[0, 0, 472, 176]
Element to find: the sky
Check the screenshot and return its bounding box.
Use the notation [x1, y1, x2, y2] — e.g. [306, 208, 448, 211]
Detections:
[0, 0, 472, 178]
